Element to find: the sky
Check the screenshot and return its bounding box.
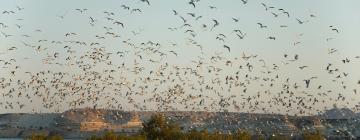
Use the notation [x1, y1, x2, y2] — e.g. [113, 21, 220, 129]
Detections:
[0, 0, 360, 115]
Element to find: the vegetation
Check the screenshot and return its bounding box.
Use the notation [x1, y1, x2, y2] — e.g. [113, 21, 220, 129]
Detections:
[28, 133, 63, 140]
[303, 131, 324, 140]
[142, 113, 182, 140]
[88, 131, 146, 140]
[30, 113, 325, 140]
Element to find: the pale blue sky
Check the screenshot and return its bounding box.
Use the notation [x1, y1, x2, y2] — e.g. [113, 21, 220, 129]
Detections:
[0, 0, 360, 115]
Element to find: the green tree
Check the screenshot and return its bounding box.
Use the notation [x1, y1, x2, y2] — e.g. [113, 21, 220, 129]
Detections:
[29, 133, 63, 140]
[142, 113, 182, 140]
[234, 130, 251, 140]
[303, 130, 324, 140]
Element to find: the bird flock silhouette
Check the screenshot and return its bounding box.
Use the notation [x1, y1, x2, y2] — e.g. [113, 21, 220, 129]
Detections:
[0, 0, 359, 116]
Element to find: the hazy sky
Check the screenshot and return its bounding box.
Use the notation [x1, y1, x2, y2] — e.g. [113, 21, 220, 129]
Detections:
[0, 0, 360, 115]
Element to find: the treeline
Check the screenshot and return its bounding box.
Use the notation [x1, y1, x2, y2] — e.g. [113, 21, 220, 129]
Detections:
[29, 113, 324, 140]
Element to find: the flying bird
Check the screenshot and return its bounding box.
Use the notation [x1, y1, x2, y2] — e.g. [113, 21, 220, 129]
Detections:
[241, 0, 248, 4]
[140, 0, 150, 5]
[189, 1, 196, 8]
[257, 23, 267, 28]
[114, 21, 124, 27]
[75, 8, 87, 13]
[223, 45, 231, 52]
[330, 26, 339, 33]
[232, 18, 239, 22]
[172, 10, 178, 15]
[211, 19, 219, 31]
[267, 36, 275, 40]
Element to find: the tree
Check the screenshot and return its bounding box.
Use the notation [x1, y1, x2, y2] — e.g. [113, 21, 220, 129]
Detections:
[142, 113, 182, 140]
[234, 130, 251, 140]
[303, 130, 324, 140]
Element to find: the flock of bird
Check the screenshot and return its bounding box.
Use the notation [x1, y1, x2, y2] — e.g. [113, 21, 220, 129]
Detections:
[0, 0, 359, 116]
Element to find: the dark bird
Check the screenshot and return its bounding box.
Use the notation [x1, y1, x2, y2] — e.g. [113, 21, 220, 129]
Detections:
[16, 6, 24, 11]
[330, 26, 339, 33]
[304, 79, 310, 88]
[15, 24, 22, 29]
[54, 53, 59, 58]
[172, 10, 178, 15]
[261, 3, 269, 11]
[257, 23, 267, 28]
[341, 58, 350, 63]
[189, 1, 196, 8]
[1, 31, 11, 37]
[241, 0, 248, 4]
[299, 66, 308, 69]
[187, 13, 196, 17]
[89, 17, 95, 23]
[267, 36, 275, 40]
[236, 33, 246, 39]
[271, 12, 278, 17]
[75, 8, 87, 13]
[209, 6, 216, 9]
[223, 45, 230, 52]
[304, 77, 317, 88]
[296, 18, 308, 24]
[169, 51, 178, 56]
[232, 18, 239, 22]
[180, 16, 187, 23]
[131, 9, 142, 13]
[114, 21, 124, 27]
[211, 19, 219, 30]
[294, 54, 299, 60]
[121, 5, 130, 10]
[283, 11, 290, 17]
[140, 0, 150, 5]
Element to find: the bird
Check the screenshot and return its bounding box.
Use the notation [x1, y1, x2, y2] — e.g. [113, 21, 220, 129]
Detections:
[283, 11, 290, 18]
[294, 54, 299, 60]
[121, 5, 130, 10]
[261, 3, 273, 11]
[271, 12, 278, 17]
[54, 53, 59, 58]
[16, 6, 24, 11]
[241, 0, 248, 4]
[89, 17, 96, 23]
[169, 51, 178, 56]
[299, 66, 308, 69]
[140, 0, 150, 5]
[209, 6, 217, 9]
[114, 21, 124, 27]
[257, 23, 267, 28]
[304, 77, 317, 88]
[1, 31, 12, 37]
[187, 13, 196, 17]
[57, 11, 68, 19]
[223, 45, 231, 52]
[211, 19, 219, 31]
[267, 36, 275, 40]
[296, 18, 308, 24]
[180, 16, 187, 23]
[330, 26, 339, 33]
[172, 10, 178, 15]
[236, 33, 246, 39]
[232, 18, 239, 22]
[75, 8, 87, 13]
[189, 1, 196, 8]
